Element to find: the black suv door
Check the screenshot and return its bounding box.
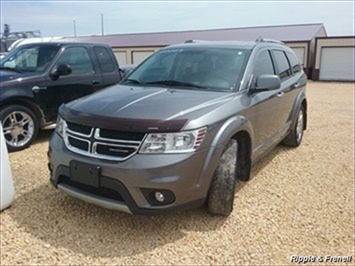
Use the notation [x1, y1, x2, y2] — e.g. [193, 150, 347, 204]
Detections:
[34, 46, 103, 122]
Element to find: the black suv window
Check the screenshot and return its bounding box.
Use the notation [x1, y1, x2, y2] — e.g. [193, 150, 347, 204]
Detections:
[286, 52, 302, 74]
[252, 50, 275, 85]
[56, 47, 94, 74]
[94, 46, 115, 73]
[272, 50, 291, 80]
[1, 45, 60, 73]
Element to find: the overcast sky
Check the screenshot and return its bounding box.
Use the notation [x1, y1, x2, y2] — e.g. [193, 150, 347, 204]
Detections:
[1, 1, 354, 37]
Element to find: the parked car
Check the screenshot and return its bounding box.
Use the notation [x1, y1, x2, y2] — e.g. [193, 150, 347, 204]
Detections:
[0, 42, 124, 152]
[48, 39, 307, 216]
[0, 123, 15, 211]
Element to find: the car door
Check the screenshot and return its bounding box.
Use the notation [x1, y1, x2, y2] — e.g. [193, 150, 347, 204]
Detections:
[35, 46, 103, 122]
[246, 49, 286, 153]
[269, 49, 295, 129]
[93, 46, 121, 87]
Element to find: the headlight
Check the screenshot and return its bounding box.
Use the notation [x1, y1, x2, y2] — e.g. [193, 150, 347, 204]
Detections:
[139, 127, 207, 154]
[55, 116, 66, 138]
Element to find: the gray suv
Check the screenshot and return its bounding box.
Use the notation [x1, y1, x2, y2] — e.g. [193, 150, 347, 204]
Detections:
[48, 39, 307, 216]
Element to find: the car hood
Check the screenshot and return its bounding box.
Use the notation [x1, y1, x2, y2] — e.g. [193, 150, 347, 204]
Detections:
[61, 84, 235, 132]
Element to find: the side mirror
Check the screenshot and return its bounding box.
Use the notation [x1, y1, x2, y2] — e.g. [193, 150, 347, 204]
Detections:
[250, 74, 281, 93]
[50, 64, 72, 80]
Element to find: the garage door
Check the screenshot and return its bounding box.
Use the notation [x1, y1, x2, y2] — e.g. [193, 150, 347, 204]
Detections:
[114, 51, 127, 65]
[319, 47, 355, 81]
[290, 47, 305, 66]
[132, 51, 154, 64]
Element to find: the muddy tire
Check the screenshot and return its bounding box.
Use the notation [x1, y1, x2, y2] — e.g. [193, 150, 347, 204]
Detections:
[207, 139, 238, 216]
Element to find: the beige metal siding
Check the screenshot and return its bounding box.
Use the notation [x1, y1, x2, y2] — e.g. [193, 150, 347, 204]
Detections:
[286, 42, 308, 67]
[132, 50, 154, 64]
[113, 51, 127, 65]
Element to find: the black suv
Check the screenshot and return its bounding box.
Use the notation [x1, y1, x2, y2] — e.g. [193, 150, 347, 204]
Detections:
[49, 39, 307, 216]
[0, 42, 122, 151]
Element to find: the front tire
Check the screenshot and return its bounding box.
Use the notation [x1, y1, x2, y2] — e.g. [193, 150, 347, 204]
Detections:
[282, 106, 305, 147]
[0, 105, 39, 152]
[207, 139, 238, 216]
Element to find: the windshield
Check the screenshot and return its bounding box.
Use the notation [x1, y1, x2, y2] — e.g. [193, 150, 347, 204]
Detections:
[0, 45, 60, 73]
[123, 47, 250, 91]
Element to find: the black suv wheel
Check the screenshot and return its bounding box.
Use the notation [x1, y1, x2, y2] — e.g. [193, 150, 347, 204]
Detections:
[0, 105, 39, 152]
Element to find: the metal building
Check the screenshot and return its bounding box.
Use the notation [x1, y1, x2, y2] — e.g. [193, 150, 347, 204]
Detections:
[62, 23, 327, 77]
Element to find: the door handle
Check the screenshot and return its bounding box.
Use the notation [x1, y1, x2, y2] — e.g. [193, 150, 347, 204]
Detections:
[92, 80, 101, 85]
[276, 92, 284, 97]
[32, 86, 47, 93]
[292, 83, 300, 88]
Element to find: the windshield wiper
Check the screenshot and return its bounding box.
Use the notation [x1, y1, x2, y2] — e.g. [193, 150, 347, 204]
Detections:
[123, 78, 141, 84]
[0, 67, 23, 73]
[145, 80, 206, 89]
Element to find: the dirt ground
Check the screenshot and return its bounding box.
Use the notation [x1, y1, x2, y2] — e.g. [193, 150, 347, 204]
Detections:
[1, 81, 354, 265]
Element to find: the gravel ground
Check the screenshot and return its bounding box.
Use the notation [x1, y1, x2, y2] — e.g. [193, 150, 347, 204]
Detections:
[1, 81, 354, 265]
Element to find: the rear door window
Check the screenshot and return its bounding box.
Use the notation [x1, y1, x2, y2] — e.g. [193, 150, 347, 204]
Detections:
[272, 50, 292, 80]
[94, 46, 116, 73]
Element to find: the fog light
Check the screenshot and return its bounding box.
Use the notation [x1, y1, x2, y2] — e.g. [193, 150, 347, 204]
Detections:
[141, 188, 176, 206]
[155, 192, 165, 202]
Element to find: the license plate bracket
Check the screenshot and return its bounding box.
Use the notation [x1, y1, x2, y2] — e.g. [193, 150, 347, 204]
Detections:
[70, 161, 101, 187]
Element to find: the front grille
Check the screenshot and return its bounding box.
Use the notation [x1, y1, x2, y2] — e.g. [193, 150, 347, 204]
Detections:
[66, 121, 92, 135]
[68, 136, 89, 151]
[64, 122, 145, 161]
[100, 129, 145, 141]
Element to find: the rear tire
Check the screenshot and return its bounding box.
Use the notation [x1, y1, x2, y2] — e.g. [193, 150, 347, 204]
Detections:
[282, 106, 305, 147]
[207, 139, 238, 216]
[0, 105, 39, 152]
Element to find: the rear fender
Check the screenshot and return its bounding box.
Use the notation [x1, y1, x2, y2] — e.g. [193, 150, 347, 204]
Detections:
[288, 90, 307, 130]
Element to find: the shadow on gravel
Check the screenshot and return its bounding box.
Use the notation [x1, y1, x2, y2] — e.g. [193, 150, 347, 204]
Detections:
[236, 145, 288, 193]
[8, 183, 227, 258]
[34, 129, 53, 145]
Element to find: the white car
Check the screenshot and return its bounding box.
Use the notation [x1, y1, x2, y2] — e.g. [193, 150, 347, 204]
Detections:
[0, 123, 15, 211]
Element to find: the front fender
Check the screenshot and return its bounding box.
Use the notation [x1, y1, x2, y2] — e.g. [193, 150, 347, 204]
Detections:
[196, 115, 254, 191]
[0, 87, 34, 102]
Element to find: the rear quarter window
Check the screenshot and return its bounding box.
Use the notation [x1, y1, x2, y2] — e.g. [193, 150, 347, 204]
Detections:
[286, 51, 302, 74]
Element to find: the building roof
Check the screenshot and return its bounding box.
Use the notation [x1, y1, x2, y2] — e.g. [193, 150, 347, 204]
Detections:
[62, 23, 326, 48]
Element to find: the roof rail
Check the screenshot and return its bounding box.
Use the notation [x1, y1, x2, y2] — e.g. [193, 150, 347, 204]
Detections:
[255, 37, 285, 45]
[184, 39, 209, 43]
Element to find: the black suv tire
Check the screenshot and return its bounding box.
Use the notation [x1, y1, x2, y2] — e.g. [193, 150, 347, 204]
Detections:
[0, 105, 39, 152]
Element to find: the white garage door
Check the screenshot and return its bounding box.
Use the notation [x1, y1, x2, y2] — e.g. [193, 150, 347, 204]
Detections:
[114, 51, 127, 65]
[319, 47, 355, 81]
[290, 47, 305, 66]
[132, 51, 154, 64]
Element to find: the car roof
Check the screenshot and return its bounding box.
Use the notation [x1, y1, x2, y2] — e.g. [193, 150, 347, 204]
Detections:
[16, 42, 111, 48]
[164, 40, 288, 51]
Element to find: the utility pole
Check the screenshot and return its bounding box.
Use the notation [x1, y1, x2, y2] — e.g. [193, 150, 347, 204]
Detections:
[73, 20, 77, 37]
[101, 13, 104, 36]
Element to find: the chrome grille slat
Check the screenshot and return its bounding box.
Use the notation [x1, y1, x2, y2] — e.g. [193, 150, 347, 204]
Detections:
[63, 122, 145, 161]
